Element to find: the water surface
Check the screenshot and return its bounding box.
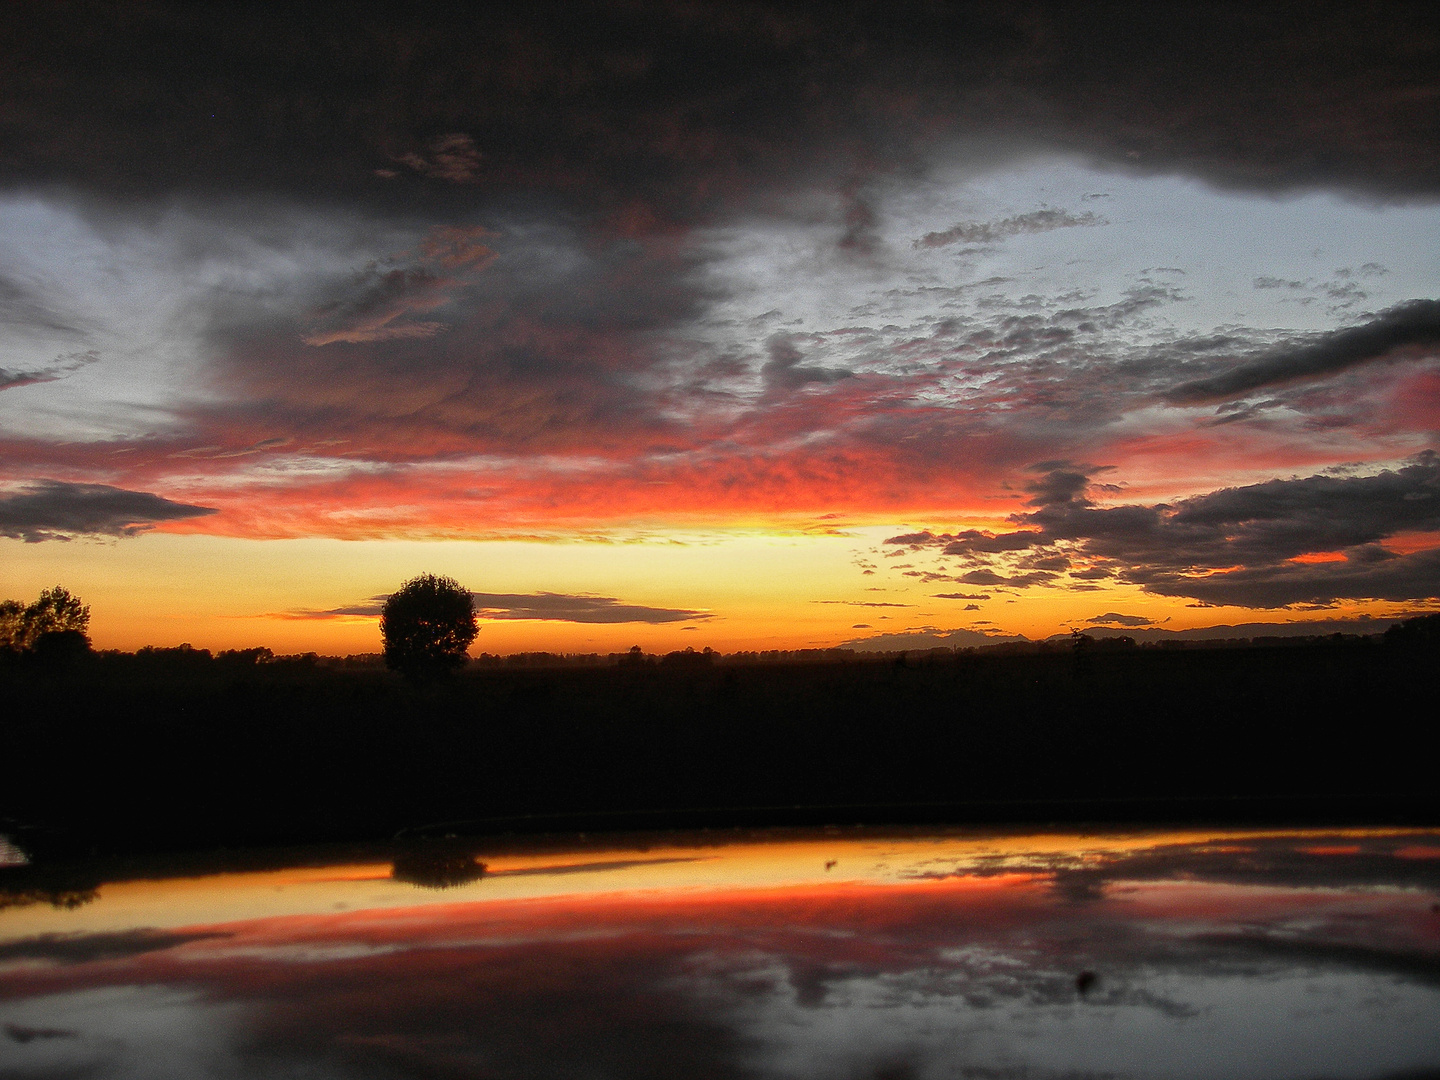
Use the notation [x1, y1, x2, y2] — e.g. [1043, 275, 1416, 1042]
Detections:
[2, 827, 1438, 1079]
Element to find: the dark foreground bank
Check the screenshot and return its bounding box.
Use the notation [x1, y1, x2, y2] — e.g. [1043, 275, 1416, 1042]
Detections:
[2, 634, 1437, 858]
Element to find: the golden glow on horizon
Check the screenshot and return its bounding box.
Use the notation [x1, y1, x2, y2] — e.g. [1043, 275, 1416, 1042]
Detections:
[1, 526, 1420, 654]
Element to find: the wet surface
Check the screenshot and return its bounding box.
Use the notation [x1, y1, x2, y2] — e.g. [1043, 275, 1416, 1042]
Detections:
[2, 827, 1439, 1079]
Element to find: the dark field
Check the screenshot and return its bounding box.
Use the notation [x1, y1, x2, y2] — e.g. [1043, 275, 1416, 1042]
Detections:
[2, 635, 1437, 859]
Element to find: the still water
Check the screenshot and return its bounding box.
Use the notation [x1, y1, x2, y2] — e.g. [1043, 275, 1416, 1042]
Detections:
[2, 827, 1438, 1079]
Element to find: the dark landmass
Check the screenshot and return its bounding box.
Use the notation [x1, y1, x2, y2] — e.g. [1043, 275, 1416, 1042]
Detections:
[2, 622, 1438, 862]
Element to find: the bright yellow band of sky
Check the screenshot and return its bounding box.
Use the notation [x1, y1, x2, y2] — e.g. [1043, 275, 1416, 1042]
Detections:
[2, 528, 1414, 655]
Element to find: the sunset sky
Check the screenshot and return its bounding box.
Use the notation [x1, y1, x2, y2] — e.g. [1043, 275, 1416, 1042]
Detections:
[3, 3, 1439, 653]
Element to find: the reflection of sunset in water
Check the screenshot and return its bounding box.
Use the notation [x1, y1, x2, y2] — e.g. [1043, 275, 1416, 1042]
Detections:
[3, 828, 1439, 1079]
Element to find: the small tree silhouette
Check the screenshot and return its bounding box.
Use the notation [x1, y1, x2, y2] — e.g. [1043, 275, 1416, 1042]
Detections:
[381, 574, 478, 683]
[391, 847, 487, 889]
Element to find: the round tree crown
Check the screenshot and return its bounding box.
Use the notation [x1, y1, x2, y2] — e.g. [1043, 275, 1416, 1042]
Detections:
[380, 574, 478, 682]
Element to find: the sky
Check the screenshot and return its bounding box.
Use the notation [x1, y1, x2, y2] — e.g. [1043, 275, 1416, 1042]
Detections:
[3, 2, 1440, 654]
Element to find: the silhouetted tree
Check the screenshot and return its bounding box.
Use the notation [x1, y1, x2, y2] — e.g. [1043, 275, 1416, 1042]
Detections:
[381, 574, 478, 682]
[0, 586, 90, 661]
[1385, 612, 1440, 650]
[1070, 627, 1094, 681]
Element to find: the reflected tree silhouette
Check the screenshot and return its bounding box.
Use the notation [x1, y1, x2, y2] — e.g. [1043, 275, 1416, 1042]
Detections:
[0, 886, 99, 911]
[391, 847, 488, 889]
[0, 860, 101, 911]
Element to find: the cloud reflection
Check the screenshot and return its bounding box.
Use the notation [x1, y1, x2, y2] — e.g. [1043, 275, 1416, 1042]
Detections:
[1, 829, 1438, 1079]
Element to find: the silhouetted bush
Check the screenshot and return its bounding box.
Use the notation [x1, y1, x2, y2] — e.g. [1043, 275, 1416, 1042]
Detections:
[29, 629, 91, 669]
[217, 647, 274, 667]
[661, 647, 714, 669]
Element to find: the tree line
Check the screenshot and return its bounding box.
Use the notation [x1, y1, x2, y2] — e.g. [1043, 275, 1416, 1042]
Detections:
[7, 575, 1438, 677]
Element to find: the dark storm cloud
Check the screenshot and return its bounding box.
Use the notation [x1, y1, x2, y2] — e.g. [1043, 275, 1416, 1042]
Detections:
[0, 351, 97, 391]
[197, 219, 713, 459]
[393, 133, 484, 184]
[944, 531, 1043, 555]
[1024, 464, 1098, 507]
[760, 335, 854, 394]
[3, 3, 1438, 217]
[3, 3, 1439, 542]
[301, 265, 452, 346]
[1016, 454, 1440, 607]
[895, 455, 1440, 608]
[916, 208, 1104, 249]
[1166, 299, 1440, 403]
[1137, 546, 1440, 609]
[884, 531, 940, 547]
[308, 592, 710, 624]
[1030, 455, 1440, 565]
[0, 480, 217, 542]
